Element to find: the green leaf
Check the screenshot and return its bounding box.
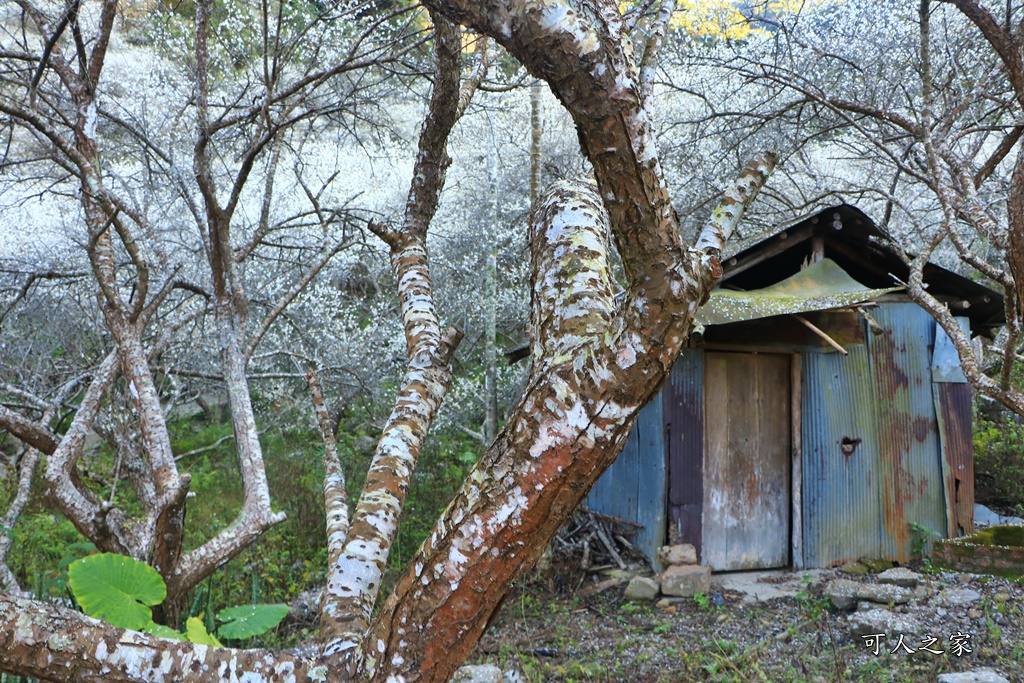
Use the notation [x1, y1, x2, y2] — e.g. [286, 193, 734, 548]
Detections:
[67, 553, 166, 630]
[144, 623, 187, 641]
[186, 616, 223, 646]
[216, 604, 290, 639]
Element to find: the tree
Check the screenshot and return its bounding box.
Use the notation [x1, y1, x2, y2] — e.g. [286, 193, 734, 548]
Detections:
[0, 0, 423, 620]
[675, 0, 1024, 414]
[0, 1, 773, 681]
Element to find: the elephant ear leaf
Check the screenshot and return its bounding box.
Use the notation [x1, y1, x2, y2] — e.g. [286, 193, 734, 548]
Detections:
[216, 604, 289, 639]
[67, 553, 166, 631]
[186, 616, 223, 647]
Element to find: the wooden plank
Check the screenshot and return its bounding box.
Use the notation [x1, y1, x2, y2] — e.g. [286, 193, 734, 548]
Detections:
[791, 353, 803, 569]
[719, 225, 815, 283]
[703, 352, 791, 570]
[703, 353, 730, 569]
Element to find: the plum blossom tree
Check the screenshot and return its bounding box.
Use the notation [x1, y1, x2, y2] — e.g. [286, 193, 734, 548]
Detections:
[0, 0, 773, 681]
[671, 0, 1024, 413]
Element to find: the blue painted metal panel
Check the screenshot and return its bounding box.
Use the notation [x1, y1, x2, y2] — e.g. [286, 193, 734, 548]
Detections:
[932, 317, 971, 383]
[802, 303, 947, 566]
[802, 342, 884, 566]
[586, 381, 667, 567]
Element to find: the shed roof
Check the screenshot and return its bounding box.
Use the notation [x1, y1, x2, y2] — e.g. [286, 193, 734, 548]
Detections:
[717, 204, 1004, 336]
[697, 258, 898, 326]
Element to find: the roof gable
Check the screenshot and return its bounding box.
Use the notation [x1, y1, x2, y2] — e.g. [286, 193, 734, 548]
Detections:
[716, 205, 1004, 335]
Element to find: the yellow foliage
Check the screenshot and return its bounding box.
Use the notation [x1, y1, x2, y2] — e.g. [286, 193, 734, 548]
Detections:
[621, 0, 827, 43]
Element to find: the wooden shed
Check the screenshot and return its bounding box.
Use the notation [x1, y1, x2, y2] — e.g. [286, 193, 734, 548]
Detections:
[586, 205, 1003, 570]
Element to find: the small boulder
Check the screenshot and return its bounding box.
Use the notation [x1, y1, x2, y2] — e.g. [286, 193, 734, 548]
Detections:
[453, 665, 503, 683]
[847, 608, 920, 638]
[824, 579, 914, 611]
[937, 669, 1010, 683]
[839, 561, 869, 575]
[657, 544, 698, 566]
[876, 567, 921, 588]
[661, 565, 711, 597]
[861, 558, 895, 573]
[940, 588, 982, 606]
[825, 578, 860, 611]
[624, 576, 660, 601]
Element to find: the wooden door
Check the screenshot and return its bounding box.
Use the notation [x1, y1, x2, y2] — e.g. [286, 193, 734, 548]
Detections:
[703, 352, 791, 570]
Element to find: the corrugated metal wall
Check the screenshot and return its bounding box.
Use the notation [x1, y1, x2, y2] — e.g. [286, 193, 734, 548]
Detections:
[585, 381, 667, 566]
[665, 349, 704, 556]
[587, 304, 971, 569]
[932, 318, 974, 537]
[801, 303, 948, 566]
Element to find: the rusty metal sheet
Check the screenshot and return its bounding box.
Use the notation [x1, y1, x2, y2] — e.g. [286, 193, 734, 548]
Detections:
[702, 352, 791, 571]
[665, 348, 704, 556]
[802, 303, 947, 567]
[935, 383, 974, 537]
[868, 303, 946, 557]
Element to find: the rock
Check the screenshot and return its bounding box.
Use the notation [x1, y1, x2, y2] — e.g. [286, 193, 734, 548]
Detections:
[661, 565, 711, 597]
[856, 601, 873, 612]
[994, 592, 1011, 604]
[937, 668, 1010, 683]
[913, 584, 933, 600]
[657, 544, 698, 566]
[876, 567, 921, 588]
[715, 613, 728, 624]
[940, 588, 982, 606]
[825, 579, 860, 611]
[452, 665, 503, 683]
[968, 608, 983, 619]
[624, 576, 660, 601]
[824, 578, 914, 611]
[956, 573, 973, 584]
[935, 607, 947, 617]
[839, 561, 869, 575]
[847, 608, 920, 638]
[861, 558, 895, 573]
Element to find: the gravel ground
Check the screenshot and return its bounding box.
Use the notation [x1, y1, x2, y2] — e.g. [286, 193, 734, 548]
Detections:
[469, 566, 1024, 682]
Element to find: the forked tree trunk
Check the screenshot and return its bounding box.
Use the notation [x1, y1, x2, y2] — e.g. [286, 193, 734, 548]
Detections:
[0, 1, 774, 681]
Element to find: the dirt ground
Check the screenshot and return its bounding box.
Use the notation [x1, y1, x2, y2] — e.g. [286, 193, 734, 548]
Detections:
[468, 566, 1024, 683]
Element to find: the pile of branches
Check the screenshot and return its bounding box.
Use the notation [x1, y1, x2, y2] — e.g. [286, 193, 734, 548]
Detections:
[544, 508, 650, 593]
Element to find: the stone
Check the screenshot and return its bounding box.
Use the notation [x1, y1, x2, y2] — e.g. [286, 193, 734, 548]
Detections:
[913, 584, 933, 600]
[661, 565, 711, 597]
[624, 576, 660, 601]
[957, 573, 973, 584]
[940, 588, 982, 606]
[968, 608, 983, 619]
[994, 592, 1011, 604]
[856, 601, 873, 612]
[657, 544, 698, 566]
[861, 558, 895, 573]
[876, 567, 921, 588]
[937, 668, 1010, 683]
[839, 561, 869, 575]
[847, 608, 920, 638]
[825, 579, 860, 611]
[824, 578, 914, 611]
[452, 665, 503, 683]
